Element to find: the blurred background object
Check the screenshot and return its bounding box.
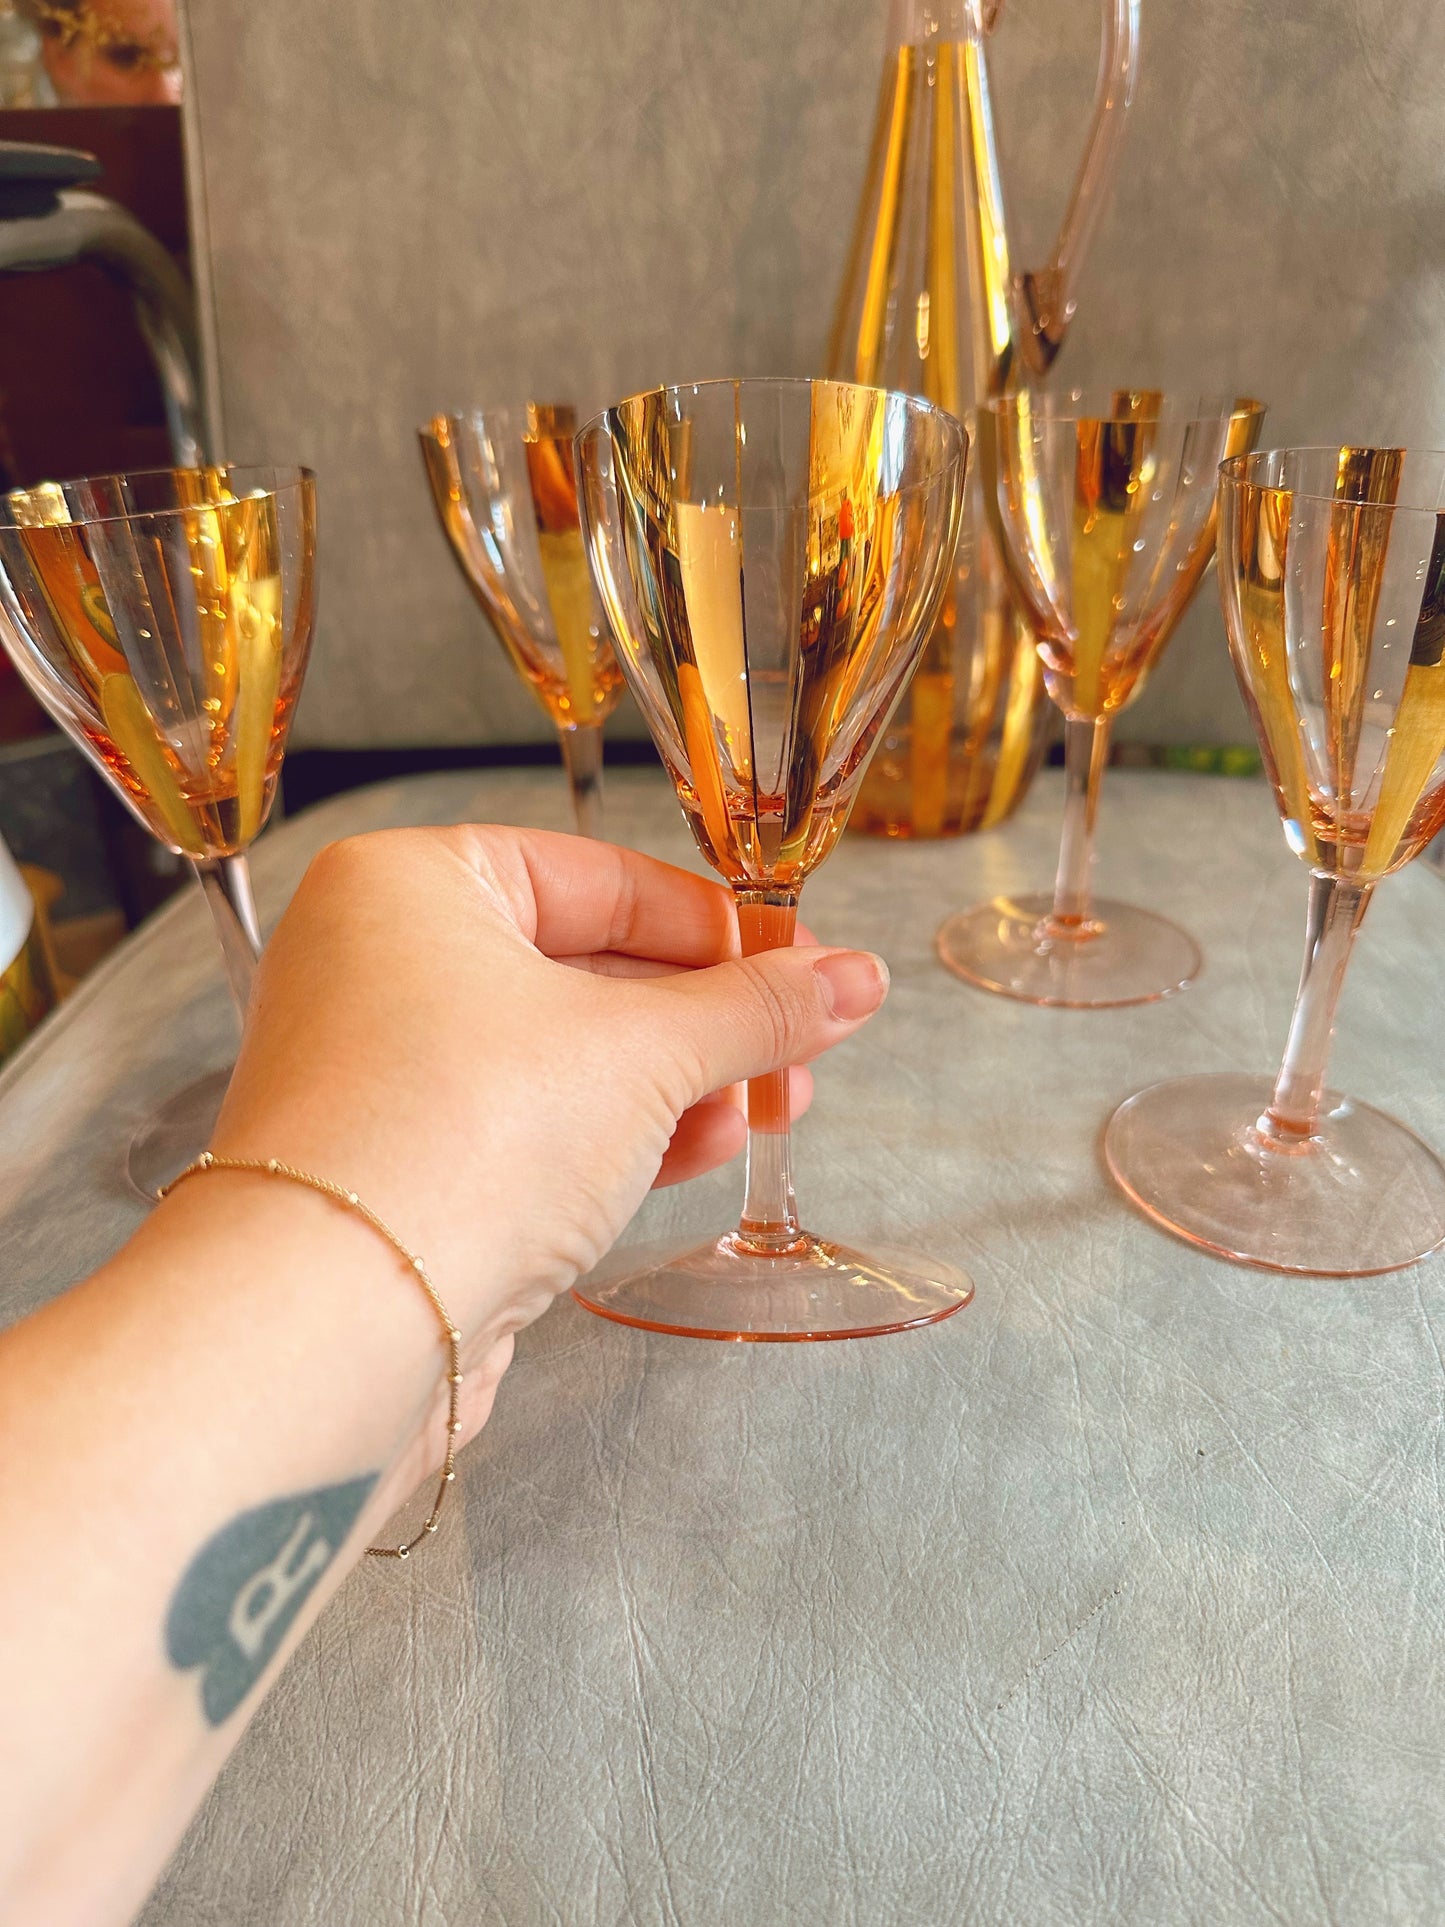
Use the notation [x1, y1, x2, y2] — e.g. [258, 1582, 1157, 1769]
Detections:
[16, 0, 179, 107]
[0, 0, 50, 106]
[0, 827, 55, 1063]
[0, 16, 194, 989]
[0, 112, 192, 484]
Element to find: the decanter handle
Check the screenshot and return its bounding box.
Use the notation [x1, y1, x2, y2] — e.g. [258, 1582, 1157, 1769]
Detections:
[1006, 0, 1141, 377]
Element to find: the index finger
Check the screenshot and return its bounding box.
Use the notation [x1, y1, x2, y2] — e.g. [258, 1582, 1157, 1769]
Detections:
[459, 825, 744, 967]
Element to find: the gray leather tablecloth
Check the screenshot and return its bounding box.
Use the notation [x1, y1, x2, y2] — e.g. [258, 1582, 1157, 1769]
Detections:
[3, 766, 1443, 1926]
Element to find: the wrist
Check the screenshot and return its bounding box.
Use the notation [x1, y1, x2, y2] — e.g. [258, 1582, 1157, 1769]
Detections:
[145, 1159, 518, 1535]
[207, 1086, 524, 1337]
[138, 1173, 448, 1474]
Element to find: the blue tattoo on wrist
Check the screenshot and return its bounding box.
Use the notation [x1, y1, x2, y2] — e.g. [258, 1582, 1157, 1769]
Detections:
[166, 1475, 377, 1725]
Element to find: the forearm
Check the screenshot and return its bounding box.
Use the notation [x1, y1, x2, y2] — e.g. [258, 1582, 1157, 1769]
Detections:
[0, 823, 883, 1925]
[0, 1175, 488, 1927]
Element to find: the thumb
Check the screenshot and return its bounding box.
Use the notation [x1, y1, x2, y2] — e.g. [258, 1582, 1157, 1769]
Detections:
[650, 945, 890, 1099]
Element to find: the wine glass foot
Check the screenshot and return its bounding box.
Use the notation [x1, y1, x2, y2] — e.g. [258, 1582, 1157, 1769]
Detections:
[573, 1229, 974, 1340]
[125, 1067, 233, 1204]
[935, 892, 1201, 1008]
[1104, 1072, 1445, 1276]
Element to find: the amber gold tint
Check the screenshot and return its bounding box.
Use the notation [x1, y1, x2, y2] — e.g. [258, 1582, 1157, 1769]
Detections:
[1220, 447, 1445, 879]
[422, 402, 622, 730]
[1104, 446, 1445, 1277]
[0, 466, 315, 860]
[574, 378, 975, 1342]
[831, 0, 1139, 839]
[0, 463, 318, 1200]
[936, 390, 1265, 1008]
[829, 0, 1139, 398]
[579, 380, 966, 891]
[848, 527, 1048, 839]
[991, 390, 1266, 719]
[420, 404, 621, 836]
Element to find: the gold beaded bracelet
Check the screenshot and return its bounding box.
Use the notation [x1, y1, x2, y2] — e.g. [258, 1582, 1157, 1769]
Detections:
[158, 1151, 463, 1561]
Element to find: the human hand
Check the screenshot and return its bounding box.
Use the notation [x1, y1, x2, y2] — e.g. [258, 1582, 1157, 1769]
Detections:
[0, 822, 892, 1917]
[209, 825, 888, 1387]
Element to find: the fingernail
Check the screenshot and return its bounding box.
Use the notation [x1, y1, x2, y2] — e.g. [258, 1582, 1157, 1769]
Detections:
[814, 950, 889, 1021]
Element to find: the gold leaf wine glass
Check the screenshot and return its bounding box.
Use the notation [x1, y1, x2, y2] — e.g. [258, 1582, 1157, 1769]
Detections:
[420, 403, 623, 836]
[574, 376, 974, 1340]
[1105, 446, 1445, 1274]
[937, 388, 1265, 1006]
[0, 464, 317, 1198]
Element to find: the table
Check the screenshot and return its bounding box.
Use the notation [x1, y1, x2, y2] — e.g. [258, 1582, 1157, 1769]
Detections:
[3, 766, 1443, 1926]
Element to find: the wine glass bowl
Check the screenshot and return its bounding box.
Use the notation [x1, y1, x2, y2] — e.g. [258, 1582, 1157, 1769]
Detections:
[1220, 446, 1445, 881]
[1105, 445, 1445, 1274]
[419, 404, 623, 836]
[574, 376, 976, 1339]
[937, 389, 1266, 1007]
[0, 464, 317, 1196]
[2, 468, 313, 858]
[987, 389, 1264, 717]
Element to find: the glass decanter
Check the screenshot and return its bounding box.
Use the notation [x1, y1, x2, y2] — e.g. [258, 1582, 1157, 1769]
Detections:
[831, 0, 1141, 839]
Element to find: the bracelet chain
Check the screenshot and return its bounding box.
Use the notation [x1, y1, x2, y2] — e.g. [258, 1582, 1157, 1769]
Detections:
[158, 1151, 463, 1560]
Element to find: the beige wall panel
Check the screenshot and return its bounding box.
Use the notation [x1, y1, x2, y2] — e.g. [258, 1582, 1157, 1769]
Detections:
[182, 0, 1445, 749]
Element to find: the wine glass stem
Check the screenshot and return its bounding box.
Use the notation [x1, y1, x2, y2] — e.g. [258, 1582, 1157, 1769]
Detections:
[735, 888, 804, 1252]
[192, 853, 263, 1019]
[1261, 869, 1375, 1143]
[559, 723, 604, 839]
[1050, 713, 1111, 930]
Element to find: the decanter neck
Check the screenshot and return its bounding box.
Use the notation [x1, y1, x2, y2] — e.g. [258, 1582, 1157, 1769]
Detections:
[885, 0, 987, 47]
